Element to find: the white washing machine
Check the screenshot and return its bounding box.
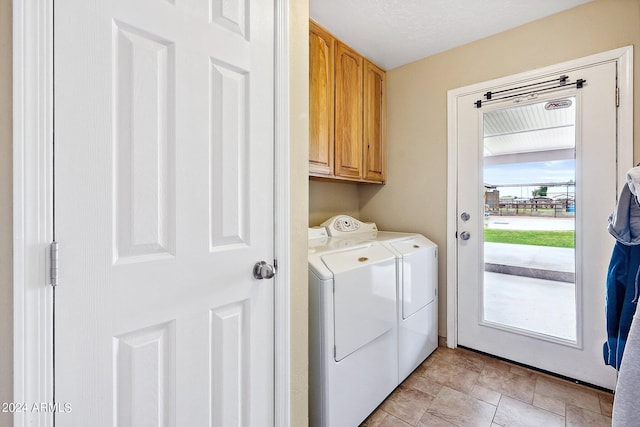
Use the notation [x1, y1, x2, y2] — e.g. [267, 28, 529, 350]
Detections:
[308, 227, 398, 427]
[321, 215, 438, 382]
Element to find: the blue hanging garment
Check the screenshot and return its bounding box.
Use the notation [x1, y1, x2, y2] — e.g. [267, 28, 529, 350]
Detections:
[604, 167, 640, 369]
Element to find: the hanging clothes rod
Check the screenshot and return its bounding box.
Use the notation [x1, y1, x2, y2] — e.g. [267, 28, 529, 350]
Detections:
[474, 75, 586, 108]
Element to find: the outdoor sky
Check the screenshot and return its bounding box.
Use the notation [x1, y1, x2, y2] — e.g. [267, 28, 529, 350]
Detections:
[484, 159, 575, 198]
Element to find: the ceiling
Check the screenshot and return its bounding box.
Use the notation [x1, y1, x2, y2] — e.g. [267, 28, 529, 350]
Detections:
[483, 97, 576, 158]
[309, 0, 593, 70]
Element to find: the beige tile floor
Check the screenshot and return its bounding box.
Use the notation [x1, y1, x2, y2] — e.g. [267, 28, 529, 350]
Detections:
[361, 347, 613, 427]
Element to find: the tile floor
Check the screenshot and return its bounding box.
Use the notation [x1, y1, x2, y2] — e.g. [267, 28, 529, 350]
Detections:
[361, 347, 613, 427]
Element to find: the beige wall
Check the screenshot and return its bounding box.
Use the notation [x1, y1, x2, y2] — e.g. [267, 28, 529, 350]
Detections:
[309, 180, 359, 226]
[290, 0, 309, 424]
[1, 0, 12, 424]
[359, 0, 640, 337]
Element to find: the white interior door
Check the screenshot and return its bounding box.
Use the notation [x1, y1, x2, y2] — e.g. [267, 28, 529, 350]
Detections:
[457, 61, 620, 389]
[54, 0, 275, 425]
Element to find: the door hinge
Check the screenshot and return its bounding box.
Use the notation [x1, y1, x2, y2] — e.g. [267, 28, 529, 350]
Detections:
[50, 241, 59, 287]
[616, 87, 620, 107]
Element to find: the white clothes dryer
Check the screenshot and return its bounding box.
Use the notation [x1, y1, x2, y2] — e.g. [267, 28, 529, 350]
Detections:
[321, 215, 439, 382]
[308, 227, 398, 427]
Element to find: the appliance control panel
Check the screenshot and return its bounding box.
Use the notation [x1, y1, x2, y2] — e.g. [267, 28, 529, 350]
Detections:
[308, 227, 329, 240]
[320, 215, 378, 237]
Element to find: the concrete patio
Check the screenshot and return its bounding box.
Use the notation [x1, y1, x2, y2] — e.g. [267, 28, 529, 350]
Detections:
[482, 216, 577, 341]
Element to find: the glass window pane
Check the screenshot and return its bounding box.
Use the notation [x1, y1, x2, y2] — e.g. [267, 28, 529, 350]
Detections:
[482, 97, 576, 342]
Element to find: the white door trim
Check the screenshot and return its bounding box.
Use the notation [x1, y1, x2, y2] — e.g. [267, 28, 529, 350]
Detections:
[274, 0, 291, 425]
[446, 46, 634, 349]
[12, 1, 292, 426]
[13, 0, 54, 425]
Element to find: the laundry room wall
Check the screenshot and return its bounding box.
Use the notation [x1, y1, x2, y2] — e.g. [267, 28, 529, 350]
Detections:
[290, 0, 310, 424]
[359, 0, 640, 339]
[0, 0, 13, 423]
[309, 180, 360, 226]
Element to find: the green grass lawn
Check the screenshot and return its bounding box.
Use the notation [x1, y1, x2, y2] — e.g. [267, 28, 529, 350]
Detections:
[483, 229, 575, 248]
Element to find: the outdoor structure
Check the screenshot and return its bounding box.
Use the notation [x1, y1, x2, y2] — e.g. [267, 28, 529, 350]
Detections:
[485, 189, 500, 212]
[485, 182, 575, 218]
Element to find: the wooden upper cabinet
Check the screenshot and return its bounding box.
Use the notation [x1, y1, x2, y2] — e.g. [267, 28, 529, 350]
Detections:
[308, 20, 385, 184]
[363, 60, 385, 183]
[334, 41, 363, 180]
[309, 22, 335, 176]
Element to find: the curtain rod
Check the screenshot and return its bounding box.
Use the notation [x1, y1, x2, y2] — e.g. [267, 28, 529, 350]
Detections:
[474, 75, 585, 108]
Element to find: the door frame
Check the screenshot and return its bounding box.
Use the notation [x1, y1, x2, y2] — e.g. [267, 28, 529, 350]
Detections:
[12, 1, 292, 426]
[446, 46, 634, 349]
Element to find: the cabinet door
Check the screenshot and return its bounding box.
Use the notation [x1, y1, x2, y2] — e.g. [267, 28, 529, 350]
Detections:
[363, 60, 385, 183]
[309, 21, 335, 176]
[334, 41, 363, 180]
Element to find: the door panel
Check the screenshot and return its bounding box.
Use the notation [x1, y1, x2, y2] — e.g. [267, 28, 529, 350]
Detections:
[309, 21, 335, 176]
[54, 0, 275, 425]
[363, 60, 385, 182]
[335, 42, 363, 179]
[457, 62, 618, 389]
[113, 22, 176, 262]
